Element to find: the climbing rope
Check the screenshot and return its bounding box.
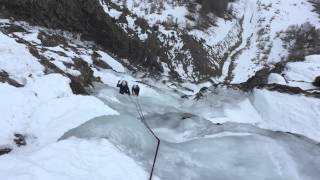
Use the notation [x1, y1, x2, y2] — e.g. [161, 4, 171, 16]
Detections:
[129, 96, 161, 180]
[130, 96, 144, 121]
[135, 97, 145, 120]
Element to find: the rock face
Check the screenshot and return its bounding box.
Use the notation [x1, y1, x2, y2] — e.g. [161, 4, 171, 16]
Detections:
[0, 0, 234, 82]
[0, 0, 163, 74]
[1, 0, 318, 83]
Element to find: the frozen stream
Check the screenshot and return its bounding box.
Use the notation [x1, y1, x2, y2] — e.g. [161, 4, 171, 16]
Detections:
[60, 83, 320, 180]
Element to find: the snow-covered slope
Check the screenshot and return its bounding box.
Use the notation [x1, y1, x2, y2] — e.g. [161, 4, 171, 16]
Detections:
[0, 18, 149, 179]
[1, 0, 319, 82]
[268, 55, 320, 90]
[97, 0, 320, 82]
[0, 138, 149, 180]
[217, 0, 320, 83]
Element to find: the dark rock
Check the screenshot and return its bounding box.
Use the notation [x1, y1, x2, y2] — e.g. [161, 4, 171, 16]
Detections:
[14, 133, 26, 146]
[181, 113, 194, 120]
[2, 24, 26, 33]
[0, 71, 23, 87]
[181, 95, 191, 99]
[270, 61, 286, 74]
[257, 84, 320, 98]
[69, 78, 89, 95]
[71, 58, 95, 87]
[93, 58, 111, 69]
[313, 76, 320, 87]
[199, 86, 209, 93]
[0, 148, 11, 156]
[92, 52, 111, 69]
[37, 31, 67, 47]
[29, 47, 91, 95]
[240, 68, 271, 91]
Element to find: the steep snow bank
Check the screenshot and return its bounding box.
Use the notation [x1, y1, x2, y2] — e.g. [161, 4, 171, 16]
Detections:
[252, 89, 320, 141]
[268, 55, 320, 90]
[0, 138, 148, 180]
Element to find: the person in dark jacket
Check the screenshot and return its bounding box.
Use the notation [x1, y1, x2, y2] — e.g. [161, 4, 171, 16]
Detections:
[132, 84, 140, 96]
[117, 80, 130, 95]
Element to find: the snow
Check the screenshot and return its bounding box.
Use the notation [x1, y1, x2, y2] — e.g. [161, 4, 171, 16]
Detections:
[283, 55, 320, 89]
[112, 0, 189, 28]
[189, 18, 234, 46]
[252, 89, 320, 141]
[267, 55, 320, 90]
[223, 0, 320, 83]
[0, 32, 44, 83]
[14, 31, 42, 44]
[285, 55, 320, 82]
[97, 51, 126, 73]
[99, 0, 122, 19]
[0, 138, 148, 180]
[268, 73, 287, 85]
[0, 75, 118, 147]
[0, 23, 151, 179]
[25, 74, 73, 101]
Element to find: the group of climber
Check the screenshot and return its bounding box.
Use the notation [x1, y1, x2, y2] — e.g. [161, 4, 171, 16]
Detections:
[117, 80, 140, 96]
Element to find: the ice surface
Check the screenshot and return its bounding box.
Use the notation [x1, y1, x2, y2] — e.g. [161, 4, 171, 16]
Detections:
[2, 66, 318, 180]
[60, 111, 320, 180]
[57, 81, 320, 180]
[1, 7, 320, 179]
[59, 115, 159, 178]
[252, 89, 320, 141]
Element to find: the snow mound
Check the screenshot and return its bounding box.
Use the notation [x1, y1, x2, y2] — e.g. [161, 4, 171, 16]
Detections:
[252, 89, 320, 141]
[0, 138, 148, 180]
[59, 115, 159, 174]
[25, 74, 73, 101]
[0, 74, 118, 147]
[268, 73, 287, 85]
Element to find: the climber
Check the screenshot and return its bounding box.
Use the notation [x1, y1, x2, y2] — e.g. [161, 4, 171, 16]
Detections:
[117, 80, 130, 95]
[132, 84, 140, 96]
